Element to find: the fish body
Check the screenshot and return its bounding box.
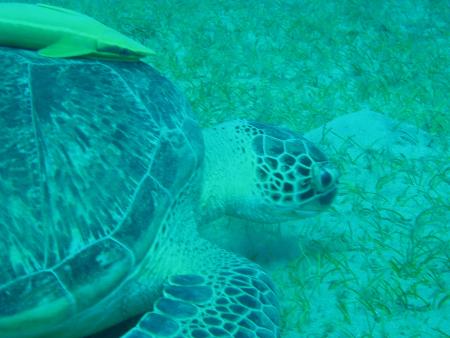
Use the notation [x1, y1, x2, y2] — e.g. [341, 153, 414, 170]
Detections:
[0, 3, 154, 60]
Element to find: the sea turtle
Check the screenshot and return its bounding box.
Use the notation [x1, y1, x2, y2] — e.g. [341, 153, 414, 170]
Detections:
[0, 46, 338, 338]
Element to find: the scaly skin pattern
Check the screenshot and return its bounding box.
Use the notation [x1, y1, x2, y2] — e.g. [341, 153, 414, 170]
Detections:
[0, 46, 337, 338]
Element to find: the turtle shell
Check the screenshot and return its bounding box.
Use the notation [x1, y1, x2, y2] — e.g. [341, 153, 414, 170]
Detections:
[0, 47, 203, 331]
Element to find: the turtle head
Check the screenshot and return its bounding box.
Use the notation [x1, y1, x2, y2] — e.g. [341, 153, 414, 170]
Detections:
[201, 120, 338, 223]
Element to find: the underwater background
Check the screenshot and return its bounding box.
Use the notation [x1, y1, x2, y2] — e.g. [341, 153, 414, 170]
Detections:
[4, 0, 449, 337]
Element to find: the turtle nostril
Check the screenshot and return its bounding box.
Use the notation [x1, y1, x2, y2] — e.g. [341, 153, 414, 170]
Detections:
[321, 170, 332, 187]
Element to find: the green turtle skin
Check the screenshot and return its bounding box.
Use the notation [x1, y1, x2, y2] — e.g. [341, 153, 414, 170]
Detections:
[0, 46, 337, 338]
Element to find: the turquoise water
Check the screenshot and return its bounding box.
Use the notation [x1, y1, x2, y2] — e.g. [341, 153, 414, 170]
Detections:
[0, 0, 449, 337]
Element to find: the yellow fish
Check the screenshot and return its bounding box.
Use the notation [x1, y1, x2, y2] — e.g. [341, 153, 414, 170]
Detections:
[0, 2, 155, 60]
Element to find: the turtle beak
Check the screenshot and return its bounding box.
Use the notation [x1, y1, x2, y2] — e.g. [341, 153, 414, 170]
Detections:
[318, 187, 338, 206]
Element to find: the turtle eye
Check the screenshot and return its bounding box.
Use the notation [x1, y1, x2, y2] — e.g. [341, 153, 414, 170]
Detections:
[321, 170, 332, 187]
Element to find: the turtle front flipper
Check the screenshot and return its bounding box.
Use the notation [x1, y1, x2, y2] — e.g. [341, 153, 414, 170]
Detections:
[122, 252, 280, 338]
